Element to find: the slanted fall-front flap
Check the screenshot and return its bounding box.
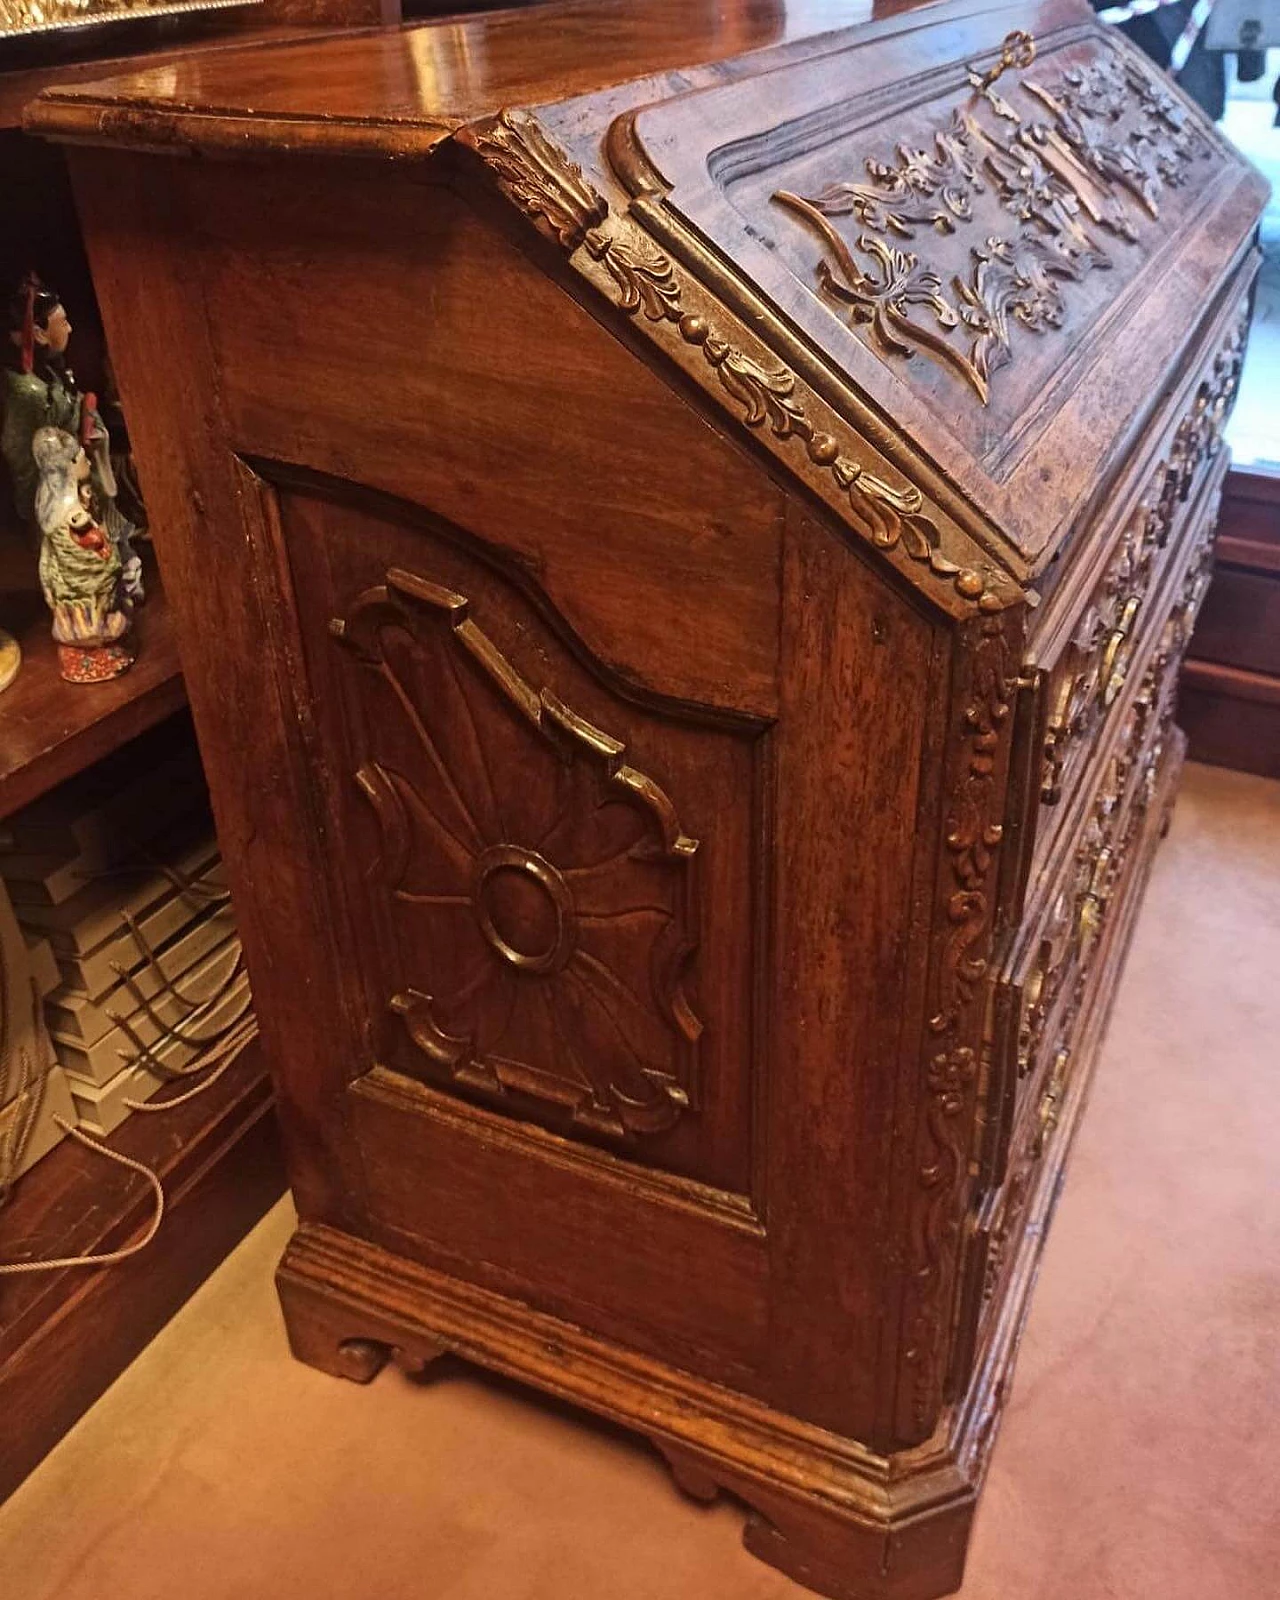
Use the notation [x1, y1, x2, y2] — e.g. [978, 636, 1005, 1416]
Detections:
[457, 0, 1266, 609]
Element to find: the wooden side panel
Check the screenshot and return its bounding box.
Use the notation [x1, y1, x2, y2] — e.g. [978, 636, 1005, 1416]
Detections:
[63, 149, 373, 1228]
[178, 158, 786, 721]
[270, 472, 762, 1196]
[348, 1069, 770, 1381]
[68, 143, 956, 1444]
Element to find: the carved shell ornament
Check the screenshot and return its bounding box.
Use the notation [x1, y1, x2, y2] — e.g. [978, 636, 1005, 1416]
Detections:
[773, 31, 1211, 404]
[331, 569, 701, 1141]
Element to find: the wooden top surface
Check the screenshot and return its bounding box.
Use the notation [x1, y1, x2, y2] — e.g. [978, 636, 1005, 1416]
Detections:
[24, 0, 928, 152]
[25, 0, 1270, 595]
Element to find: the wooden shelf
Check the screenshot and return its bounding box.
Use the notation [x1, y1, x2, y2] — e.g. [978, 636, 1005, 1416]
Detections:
[0, 549, 187, 823]
[0, 1037, 285, 1503]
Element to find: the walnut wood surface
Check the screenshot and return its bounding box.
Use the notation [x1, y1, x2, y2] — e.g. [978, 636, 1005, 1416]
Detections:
[0, 1041, 285, 1505]
[24, 0, 901, 151]
[38, 4, 1266, 1594]
[0, 16, 365, 129]
[24, 0, 1267, 591]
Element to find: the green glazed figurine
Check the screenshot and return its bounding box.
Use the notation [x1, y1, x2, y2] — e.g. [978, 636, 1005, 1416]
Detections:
[2, 274, 144, 612]
[32, 426, 132, 682]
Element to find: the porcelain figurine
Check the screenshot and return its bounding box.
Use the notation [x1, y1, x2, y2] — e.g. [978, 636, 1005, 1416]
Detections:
[3, 274, 144, 604]
[32, 426, 132, 683]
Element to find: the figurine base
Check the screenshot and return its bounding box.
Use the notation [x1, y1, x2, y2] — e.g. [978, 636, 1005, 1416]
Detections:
[0, 630, 19, 693]
[57, 641, 133, 683]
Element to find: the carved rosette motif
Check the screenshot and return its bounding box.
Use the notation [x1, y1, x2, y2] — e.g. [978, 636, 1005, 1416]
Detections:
[774, 38, 1212, 403]
[458, 108, 1005, 612]
[901, 606, 1017, 1436]
[331, 568, 701, 1141]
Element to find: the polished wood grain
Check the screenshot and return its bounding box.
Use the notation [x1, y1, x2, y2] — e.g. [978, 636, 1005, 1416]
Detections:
[0, 1040, 284, 1505]
[25, 0, 964, 155]
[0, 16, 365, 128]
[37, 3, 1265, 1594]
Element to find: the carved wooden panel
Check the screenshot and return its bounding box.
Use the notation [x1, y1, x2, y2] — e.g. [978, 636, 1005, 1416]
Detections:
[771, 36, 1211, 409]
[603, 5, 1259, 562]
[731, 32, 1219, 459]
[267, 470, 763, 1195]
[329, 569, 701, 1140]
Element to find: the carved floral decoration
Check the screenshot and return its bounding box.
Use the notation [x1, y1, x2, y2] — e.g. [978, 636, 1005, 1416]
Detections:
[331, 568, 701, 1141]
[901, 607, 1015, 1431]
[773, 37, 1213, 403]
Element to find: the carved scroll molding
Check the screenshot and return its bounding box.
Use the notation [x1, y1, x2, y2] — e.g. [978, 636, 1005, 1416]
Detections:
[331, 567, 701, 1141]
[773, 38, 1212, 404]
[899, 606, 1018, 1439]
[457, 108, 1014, 616]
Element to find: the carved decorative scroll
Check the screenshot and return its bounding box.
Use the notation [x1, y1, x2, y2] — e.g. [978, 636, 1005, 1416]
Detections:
[773, 39, 1211, 403]
[901, 607, 1017, 1436]
[467, 106, 608, 248]
[459, 108, 1007, 612]
[331, 568, 701, 1141]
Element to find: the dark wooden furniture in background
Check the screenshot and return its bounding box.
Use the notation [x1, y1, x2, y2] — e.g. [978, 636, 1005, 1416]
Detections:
[27, 1, 1267, 1595]
[1181, 466, 1280, 777]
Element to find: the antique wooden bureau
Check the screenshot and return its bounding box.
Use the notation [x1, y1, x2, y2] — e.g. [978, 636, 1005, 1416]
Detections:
[28, 2, 1266, 1594]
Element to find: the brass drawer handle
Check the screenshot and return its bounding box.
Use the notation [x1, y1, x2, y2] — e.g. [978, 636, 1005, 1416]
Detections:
[1077, 846, 1113, 953]
[1100, 595, 1141, 708]
[1032, 1046, 1070, 1158]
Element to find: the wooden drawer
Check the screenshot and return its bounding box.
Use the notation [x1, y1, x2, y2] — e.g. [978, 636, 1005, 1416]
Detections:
[983, 589, 1197, 1190]
[957, 715, 1186, 1382]
[1008, 441, 1231, 938]
[1016, 296, 1247, 897]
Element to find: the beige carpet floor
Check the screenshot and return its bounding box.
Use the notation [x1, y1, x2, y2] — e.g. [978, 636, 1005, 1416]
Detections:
[1, 760, 1277, 1600]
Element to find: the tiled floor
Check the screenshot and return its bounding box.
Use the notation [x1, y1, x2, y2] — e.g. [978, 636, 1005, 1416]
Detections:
[1, 761, 1278, 1600]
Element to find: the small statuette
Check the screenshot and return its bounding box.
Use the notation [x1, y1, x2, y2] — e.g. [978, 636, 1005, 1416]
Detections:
[3, 273, 146, 688]
[33, 426, 132, 684]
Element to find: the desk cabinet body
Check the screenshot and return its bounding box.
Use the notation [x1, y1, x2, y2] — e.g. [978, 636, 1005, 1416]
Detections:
[35, 1, 1266, 1593]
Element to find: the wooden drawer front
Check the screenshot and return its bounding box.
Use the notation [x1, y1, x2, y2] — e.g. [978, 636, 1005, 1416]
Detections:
[960, 712, 1184, 1374]
[1031, 299, 1246, 843]
[985, 612, 1191, 1189]
[1017, 437, 1231, 927]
